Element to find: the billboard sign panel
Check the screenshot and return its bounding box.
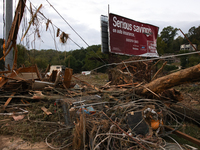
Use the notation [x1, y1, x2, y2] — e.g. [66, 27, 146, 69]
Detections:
[109, 13, 159, 57]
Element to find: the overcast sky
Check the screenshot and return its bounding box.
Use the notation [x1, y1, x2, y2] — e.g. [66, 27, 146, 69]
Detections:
[1, 0, 200, 51]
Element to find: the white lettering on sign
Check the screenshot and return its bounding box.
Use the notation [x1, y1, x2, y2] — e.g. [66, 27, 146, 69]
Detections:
[133, 25, 152, 36]
[132, 47, 139, 50]
[113, 16, 132, 31]
[126, 38, 134, 42]
[112, 16, 152, 36]
[123, 31, 135, 37]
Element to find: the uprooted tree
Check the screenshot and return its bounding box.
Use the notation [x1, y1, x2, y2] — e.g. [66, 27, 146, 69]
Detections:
[135, 63, 200, 96]
[109, 58, 200, 101]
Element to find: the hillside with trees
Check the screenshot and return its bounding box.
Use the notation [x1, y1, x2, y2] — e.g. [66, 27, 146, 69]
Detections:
[1, 25, 200, 72]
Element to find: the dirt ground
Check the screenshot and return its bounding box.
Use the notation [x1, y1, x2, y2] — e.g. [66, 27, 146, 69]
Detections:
[72, 73, 109, 87]
[0, 73, 108, 150]
[174, 82, 200, 108]
[0, 135, 50, 150]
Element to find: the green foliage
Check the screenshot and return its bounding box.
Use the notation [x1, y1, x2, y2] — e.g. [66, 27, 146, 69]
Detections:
[160, 26, 178, 53]
[188, 26, 200, 46]
[179, 50, 189, 68]
[65, 55, 76, 68]
[17, 44, 29, 67]
[188, 26, 196, 37]
[35, 57, 48, 70]
[71, 48, 86, 61]
[64, 49, 86, 73]
[83, 45, 108, 72]
[75, 60, 83, 72]
[161, 26, 178, 44]
[179, 49, 200, 68]
[188, 54, 200, 67]
[156, 36, 167, 55]
[164, 64, 178, 71]
[157, 25, 200, 69]
[172, 36, 184, 53]
[3, 24, 200, 72]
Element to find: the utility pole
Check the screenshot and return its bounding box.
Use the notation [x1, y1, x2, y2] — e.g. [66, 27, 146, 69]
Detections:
[5, 0, 13, 70]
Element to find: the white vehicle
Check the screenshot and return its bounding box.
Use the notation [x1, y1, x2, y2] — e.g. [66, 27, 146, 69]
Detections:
[49, 65, 65, 74]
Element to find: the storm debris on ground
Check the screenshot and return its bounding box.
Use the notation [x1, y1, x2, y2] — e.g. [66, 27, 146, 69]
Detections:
[0, 59, 200, 150]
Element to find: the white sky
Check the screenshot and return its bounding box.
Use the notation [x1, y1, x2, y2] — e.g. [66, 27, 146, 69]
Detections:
[1, 0, 200, 51]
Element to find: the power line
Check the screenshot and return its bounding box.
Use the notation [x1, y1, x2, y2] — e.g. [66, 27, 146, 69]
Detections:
[46, 0, 107, 65]
[21, 0, 98, 66]
[15, 1, 200, 73]
[46, 0, 87, 47]
[24, 0, 83, 49]
[24, 0, 107, 66]
[91, 51, 200, 72]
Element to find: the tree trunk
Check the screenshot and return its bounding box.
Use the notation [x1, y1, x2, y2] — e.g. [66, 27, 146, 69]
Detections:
[135, 64, 200, 96]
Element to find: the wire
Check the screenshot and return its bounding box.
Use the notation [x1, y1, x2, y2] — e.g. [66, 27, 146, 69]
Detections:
[167, 135, 184, 150]
[24, 1, 106, 71]
[24, 0, 82, 49]
[91, 50, 200, 72]
[24, 0, 200, 72]
[46, 0, 87, 47]
[130, 118, 144, 133]
[26, 0, 105, 67]
[46, 0, 107, 65]
[45, 127, 74, 149]
[102, 111, 148, 150]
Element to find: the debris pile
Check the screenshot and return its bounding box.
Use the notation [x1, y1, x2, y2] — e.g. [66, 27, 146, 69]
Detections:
[0, 62, 200, 149]
[108, 57, 154, 85]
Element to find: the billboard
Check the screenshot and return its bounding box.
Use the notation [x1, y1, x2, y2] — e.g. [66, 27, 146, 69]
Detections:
[109, 13, 159, 57]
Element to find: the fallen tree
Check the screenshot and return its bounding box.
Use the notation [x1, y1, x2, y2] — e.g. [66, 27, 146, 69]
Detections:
[135, 63, 200, 96]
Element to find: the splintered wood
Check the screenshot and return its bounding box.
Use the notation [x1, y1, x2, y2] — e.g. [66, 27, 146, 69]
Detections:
[0, 54, 200, 149]
[64, 68, 73, 88]
[0, 0, 27, 65]
[109, 57, 154, 85]
[41, 106, 52, 115]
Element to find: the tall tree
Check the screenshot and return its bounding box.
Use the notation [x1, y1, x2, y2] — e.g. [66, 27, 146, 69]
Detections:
[83, 45, 108, 72]
[187, 26, 200, 47]
[179, 50, 189, 68]
[156, 36, 167, 55]
[172, 36, 184, 52]
[65, 55, 77, 72]
[34, 57, 48, 70]
[17, 44, 28, 67]
[160, 26, 178, 53]
[188, 26, 196, 37]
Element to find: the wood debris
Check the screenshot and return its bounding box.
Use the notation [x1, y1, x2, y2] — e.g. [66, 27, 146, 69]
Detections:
[41, 106, 52, 115]
[60, 32, 69, 44]
[0, 61, 200, 149]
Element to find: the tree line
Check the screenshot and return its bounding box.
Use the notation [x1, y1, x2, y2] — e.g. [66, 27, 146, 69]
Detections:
[1, 25, 200, 72]
[157, 25, 200, 68]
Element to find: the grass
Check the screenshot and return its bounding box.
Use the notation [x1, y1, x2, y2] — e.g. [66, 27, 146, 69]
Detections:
[73, 73, 109, 88]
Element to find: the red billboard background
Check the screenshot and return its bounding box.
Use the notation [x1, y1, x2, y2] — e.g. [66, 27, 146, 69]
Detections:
[109, 13, 159, 57]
